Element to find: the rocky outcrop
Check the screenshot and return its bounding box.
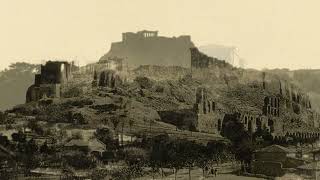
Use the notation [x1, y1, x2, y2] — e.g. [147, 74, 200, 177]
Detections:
[99, 30, 195, 68]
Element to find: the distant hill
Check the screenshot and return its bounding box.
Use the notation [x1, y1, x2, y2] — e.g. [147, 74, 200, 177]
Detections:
[0, 62, 39, 110]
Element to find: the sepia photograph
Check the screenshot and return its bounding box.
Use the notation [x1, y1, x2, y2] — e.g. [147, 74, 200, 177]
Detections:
[1, 0, 320, 179]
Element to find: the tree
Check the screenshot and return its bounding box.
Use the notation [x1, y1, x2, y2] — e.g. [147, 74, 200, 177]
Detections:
[119, 112, 127, 146]
[94, 128, 117, 150]
[207, 141, 231, 166]
[122, 147, 148, 168]
[149, 119, 155, 132]
[195, 146, 210, 178]
[115, 97, 131, 146]
[167, 140, 186, 180]
[25, 138, 38, 155]
[0, 134, 9, 146]
[134, 76, 154, 89]
[110, 116, 120, 140]
[188, 123, 197, 136]
[178, 140, 199, 180]
[65, 151, 96, 169]
[150, 134, 171, 178]
[221, 114, 254, 171]
[27, 120, 44, 135]
[40, 141, 50, 154]
[102, 117, 108, 125]
[73, 112, 87, 124]
[12, 130, 26, 143]
[129, 118, 134, 142]
[253, 128, 273, 148]
[0, 111, 5, 124]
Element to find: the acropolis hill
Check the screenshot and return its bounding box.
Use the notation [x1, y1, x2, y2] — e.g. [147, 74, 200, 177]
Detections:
[3, 30, 320, 145]
[99, 30, 195, 68]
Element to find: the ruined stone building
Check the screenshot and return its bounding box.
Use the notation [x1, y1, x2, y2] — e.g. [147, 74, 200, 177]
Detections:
[26, 61, 73, 102]
[193, 87, 283, 135]
[189, 49, 320, 139]
[240, 113, 261, 133]
[92, 57, 128, 88]
[262, 74, 312, 112]
[263, 96, 280, 117]
[97, 70, 122, 88]
[99, 30, 195, 68]
[194, 87, 224, 134]
[310, 111, 320, 128]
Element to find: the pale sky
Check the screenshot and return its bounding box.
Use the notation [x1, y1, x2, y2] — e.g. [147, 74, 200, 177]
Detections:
[1, 0, 320, 70]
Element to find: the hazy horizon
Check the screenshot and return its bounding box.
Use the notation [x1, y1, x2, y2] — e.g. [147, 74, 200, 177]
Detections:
[1, 0, 320, 71]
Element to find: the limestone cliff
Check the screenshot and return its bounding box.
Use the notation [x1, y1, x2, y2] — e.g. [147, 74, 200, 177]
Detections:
[99, 30, 195, 68]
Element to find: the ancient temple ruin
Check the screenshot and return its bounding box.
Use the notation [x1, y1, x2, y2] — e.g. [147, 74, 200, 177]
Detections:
[263, 96, 280, 117]
[122, 30, 158, 42]
[194, 87, 224, 134]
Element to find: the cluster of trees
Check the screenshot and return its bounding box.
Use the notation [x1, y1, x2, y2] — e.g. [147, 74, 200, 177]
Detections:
[221, 113, 276, 171]
[0, 111, 14, 126]
[93, 127, 232, 180]
[0, 111, 5, 123]
[147, 134, 232, 180]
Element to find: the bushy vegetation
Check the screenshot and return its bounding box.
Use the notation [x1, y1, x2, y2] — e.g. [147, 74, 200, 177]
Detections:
[62, 87, 84, 98]
[134, 76, 154, 89]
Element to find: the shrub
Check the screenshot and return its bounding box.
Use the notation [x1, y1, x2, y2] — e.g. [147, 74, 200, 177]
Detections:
[134, 76, 153, 89]
[0, 111, 5, 124]
[65, 151, 96, 169]
[63, 87, 83, 98]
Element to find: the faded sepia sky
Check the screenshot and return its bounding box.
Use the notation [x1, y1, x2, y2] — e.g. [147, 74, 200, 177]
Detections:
[0, 0, 319, 70]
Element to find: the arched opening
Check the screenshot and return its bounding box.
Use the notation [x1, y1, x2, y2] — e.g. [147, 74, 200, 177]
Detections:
[203, 101, 206, 114]
[212, 102, 216, 111]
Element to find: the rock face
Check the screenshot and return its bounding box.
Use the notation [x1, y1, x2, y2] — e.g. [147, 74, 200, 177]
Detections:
[99, 30, 195, 68]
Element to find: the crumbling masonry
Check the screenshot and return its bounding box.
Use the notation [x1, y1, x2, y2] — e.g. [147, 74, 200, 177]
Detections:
[26, 61, 73, 102]
[194, 87, 224, 134]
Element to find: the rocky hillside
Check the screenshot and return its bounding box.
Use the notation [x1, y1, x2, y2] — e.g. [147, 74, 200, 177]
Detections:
[2, 55, 320, 139]
[264, 69, 320, 112]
